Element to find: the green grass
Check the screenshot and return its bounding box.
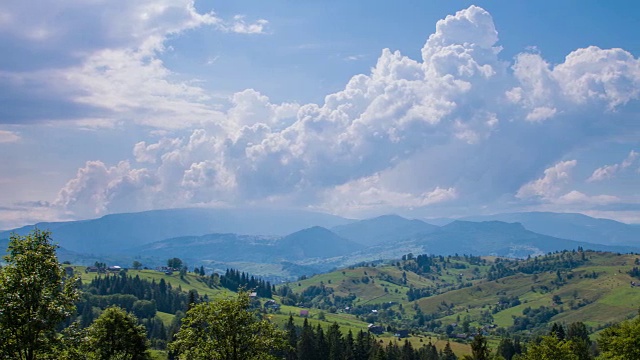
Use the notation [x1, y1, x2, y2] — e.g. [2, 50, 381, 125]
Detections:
[288, 252, 640, 337]
[74, 252, 640, 355]
[156, 311, 175, 326]
[74, 267, 234, 299]
[149, 350, 168, 360]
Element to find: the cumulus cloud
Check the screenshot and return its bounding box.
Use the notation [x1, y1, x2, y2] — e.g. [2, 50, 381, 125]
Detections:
[516, 160, 577, 200]
[319, 172, 457, 216]
[49, 6, 640, 220]
[55, 160, 159, 215]
[588, 150, 638, 182]
[133, 138, 182, 163]
[516, 161, 622, 208]
[508, 46, 640, 121]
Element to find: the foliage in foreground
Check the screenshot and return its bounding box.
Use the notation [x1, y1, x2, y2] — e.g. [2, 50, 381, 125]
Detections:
[4, 230, 640, 360]
[0, 229, 79, 360]
[85, 306, 151, 360]
[170, 291, 286, 360]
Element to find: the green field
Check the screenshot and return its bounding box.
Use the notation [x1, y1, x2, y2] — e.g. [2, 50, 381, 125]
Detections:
[73, 251, 640, 357]
[285, 251, 640, 350]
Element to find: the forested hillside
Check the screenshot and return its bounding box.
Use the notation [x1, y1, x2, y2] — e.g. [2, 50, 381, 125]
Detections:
[3, 230, 640, 360]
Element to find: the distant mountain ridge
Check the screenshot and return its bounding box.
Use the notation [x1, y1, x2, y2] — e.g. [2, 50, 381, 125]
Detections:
[279, 226, 362, 259]
[0, 208, 353, 254]
[345, 219, 640, 262]
[3, 209, 640, 279]
[460, 212, 640, 246]
[131, 226, 361, 264]
[408, 220, 640, 257]
[331, 215, 438, 246]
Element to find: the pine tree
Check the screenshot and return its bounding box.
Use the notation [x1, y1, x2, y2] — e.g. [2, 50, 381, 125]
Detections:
[285, 316, 298, 360]
[315, 324, 329, 360]
[469, 333, 491, 360]
[327, 322, 344, 360]
[442, 341, 457, 360]
[297, 319, 316, 360]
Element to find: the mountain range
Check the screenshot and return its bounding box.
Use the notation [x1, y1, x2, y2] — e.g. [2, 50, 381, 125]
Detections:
[0, 207, 352, 253]
[1, 208, 639, 279]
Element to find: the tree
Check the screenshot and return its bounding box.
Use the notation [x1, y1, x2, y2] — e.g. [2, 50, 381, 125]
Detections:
[169, 291, 286, 360]
[465, 333, 491, 360]
[0, 229, 79, 360]
[516, 336, 578, 360]
[285, 316, 298, 360]
[297, 318, 316, 360]
[327, 322, 344, 360]
[85, 306, 151, 360]
[550, 323, 566, 341]
[597, 315, 640, 360]
[566, 322, 592, 360]
[442, 341, 457, 360]
[167, 258, 183, 270]
[132, 260, 143, 270]
[496, 337, 517, 360]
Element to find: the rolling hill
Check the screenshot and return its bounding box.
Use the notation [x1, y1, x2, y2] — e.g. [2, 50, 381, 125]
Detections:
[289, 250, 640, 337]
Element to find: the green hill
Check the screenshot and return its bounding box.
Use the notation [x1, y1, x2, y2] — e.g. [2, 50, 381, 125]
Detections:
[286, 250, 640, 338]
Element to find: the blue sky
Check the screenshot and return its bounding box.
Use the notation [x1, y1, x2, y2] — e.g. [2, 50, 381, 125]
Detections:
[0, 0, 639, 229]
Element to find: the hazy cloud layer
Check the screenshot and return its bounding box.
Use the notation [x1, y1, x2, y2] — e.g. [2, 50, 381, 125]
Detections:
[0, 0, 266, 127]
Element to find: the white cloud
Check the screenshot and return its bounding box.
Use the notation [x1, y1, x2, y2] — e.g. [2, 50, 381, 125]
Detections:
[0, 130, 20, 143]
[55, 160, 159, 215]
[555, 190, 619, 205]
[226, 15, 269, 34]
[0, 0, 268, 128]
[525, 106, 557, 122]
[41, 6, 640, 221]
[508, 46, 640, 120]
[319, 173, 457, 216]
[588, 150, 638, 182]
[133, 138, 182, 163]
[516, 160, 577, 200]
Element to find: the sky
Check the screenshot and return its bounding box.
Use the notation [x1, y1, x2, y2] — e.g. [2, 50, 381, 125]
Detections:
[0, 0, 639, 229]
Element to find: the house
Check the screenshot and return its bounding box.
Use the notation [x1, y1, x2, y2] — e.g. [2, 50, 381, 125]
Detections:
[299, 310, 309, 317]
[394, 330, 409, 338]
[368, 324, 384, 335]
[107, 265, 122, 272]
[249, 292, 258, 298]
[85, 266, 99, 273]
